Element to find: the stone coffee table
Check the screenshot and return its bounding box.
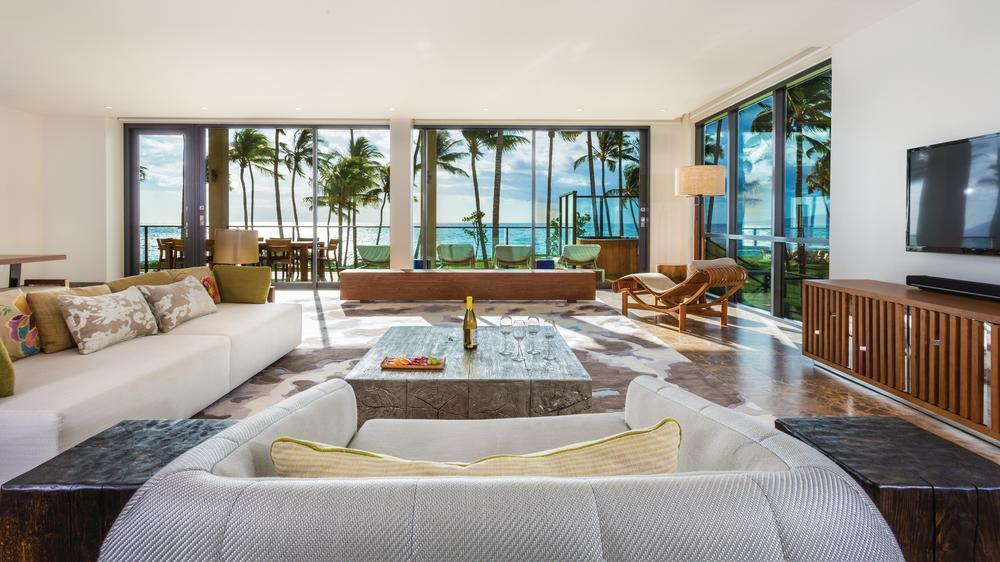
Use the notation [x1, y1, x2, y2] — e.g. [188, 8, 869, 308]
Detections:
[346, 326, 591, 424]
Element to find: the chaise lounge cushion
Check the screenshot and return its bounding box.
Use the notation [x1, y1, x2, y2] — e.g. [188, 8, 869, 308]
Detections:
[0, 334, 230, 483]
[347, 412, 630, 463]
[166, 302, 302, 387]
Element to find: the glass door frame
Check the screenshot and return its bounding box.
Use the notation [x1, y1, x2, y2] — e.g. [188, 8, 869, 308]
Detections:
[124, 124, 204, 276]
[413, 125, 650, 273]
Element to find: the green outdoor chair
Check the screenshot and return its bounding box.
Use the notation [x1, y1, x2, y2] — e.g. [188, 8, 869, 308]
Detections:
[493, 245, 532, 269]
[559, 244, 601, 269]
[356, 245, 391, 269]
[437, 244, 476, 268]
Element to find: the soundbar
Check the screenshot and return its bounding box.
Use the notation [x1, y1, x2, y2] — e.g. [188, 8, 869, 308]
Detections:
[905, 275, 1000, 302]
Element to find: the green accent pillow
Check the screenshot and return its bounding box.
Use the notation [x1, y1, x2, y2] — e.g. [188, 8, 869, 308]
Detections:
[213, 266, 271, 304]
[0, 339, 13, 397]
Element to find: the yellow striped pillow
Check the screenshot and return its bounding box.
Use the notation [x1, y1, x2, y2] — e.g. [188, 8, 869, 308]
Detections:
[270, 418, 681, 478]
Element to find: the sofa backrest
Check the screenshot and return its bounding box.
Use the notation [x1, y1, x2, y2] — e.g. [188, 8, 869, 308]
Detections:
[210, 379, 357, 477]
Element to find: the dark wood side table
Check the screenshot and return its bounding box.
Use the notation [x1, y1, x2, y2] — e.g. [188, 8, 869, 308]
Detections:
[776, 416, 1000, 562]
[0, 419, 235, 562]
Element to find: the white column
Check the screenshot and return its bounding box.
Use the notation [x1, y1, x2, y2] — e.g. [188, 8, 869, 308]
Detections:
[388, 117, 413, 269]
[648, 118, 696, 269]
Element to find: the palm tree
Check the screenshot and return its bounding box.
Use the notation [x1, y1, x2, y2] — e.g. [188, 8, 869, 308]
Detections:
[572, 132, 602, 237]
[282, 129, 315, 240]
[607, 132, 639, 237]
[703, 119, 726, 236]
[333, 136, 384, 266]
[461, 130, 494, 266]
[229, 129, 273, 229]
[752, 73, 831, 273]
[608, 162, 640, 234]
[484, 130, 529, 252]
[545, 131, 581, 256]
[271, 129, 286, 238]
[375, 164, 390, 244]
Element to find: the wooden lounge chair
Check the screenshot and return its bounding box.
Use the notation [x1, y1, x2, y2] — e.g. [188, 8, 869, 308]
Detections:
[437, 244, 476, 268]
[357, 245, 390, 269]
[493, 245, 532, 269]
[611, 258, 747, 331]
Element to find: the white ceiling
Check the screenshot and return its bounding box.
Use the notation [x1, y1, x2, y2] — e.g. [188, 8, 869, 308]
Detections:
[0, 0, 915, 121]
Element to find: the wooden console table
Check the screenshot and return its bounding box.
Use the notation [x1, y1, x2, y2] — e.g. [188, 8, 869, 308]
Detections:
[0, 419, 235, 562]
[777, 416, 1000, 562]
[0, 254, 66, 288]
[803, 279, 1000, 441]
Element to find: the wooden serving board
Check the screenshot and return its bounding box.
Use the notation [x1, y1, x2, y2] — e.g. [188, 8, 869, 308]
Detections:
[379, 357, 446, 371]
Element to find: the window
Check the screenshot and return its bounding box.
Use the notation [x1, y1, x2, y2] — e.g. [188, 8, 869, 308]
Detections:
[696, 63, 831, 320]
[412, 127, 648, 275]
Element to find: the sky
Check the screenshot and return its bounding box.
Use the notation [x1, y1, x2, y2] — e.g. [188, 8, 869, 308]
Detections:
[137, 128, 640, 234]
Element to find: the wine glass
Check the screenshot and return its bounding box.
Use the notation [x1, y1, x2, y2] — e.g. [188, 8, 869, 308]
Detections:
[543, 319, 558, 361]
[512, 320, 526, 362]
[526, 316, 541, 355]
[499, 314, 513, 356]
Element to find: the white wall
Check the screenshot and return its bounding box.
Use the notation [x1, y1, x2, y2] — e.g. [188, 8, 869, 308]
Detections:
[0, 106, 46, 281]
[648, 120, 695, 268]
[831, 0, 1000, 283]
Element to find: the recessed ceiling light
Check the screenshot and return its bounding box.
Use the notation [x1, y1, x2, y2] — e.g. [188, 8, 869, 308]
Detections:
[295, 107, 302, 111]
[576, 108, 583, 112]
[388, 107, 395, 112]
[104, 106, 113, 110]
[482, 107, 489, 112]
[200, 106, 208, 111]
[658, 108, 666, 112]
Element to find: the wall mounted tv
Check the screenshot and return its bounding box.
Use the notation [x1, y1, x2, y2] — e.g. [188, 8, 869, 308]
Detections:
[907, 131, 1000, 256]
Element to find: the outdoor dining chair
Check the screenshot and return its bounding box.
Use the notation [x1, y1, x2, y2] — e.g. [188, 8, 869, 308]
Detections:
[437, 244, 476, 268]
[493, 245, 532, 268]
[265, 238, 295, 281]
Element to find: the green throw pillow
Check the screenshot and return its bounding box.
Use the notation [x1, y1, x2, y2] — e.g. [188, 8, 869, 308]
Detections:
[0, 340, 13, 397]
[213, 265, 271, 304]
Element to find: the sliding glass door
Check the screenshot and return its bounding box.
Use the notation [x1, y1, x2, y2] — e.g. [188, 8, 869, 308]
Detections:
[412, 126, 648, 277]
[126, 124, 390, 287]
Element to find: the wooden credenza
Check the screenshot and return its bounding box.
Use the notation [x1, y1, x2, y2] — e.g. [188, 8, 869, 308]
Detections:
[803, 279, 1000, 441]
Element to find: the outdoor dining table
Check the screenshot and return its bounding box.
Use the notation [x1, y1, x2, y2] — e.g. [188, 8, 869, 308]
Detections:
[258, 241, 325, 282]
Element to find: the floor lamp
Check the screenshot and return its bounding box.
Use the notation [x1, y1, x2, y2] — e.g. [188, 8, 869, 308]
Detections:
[675, 165, 726, 260]
[214, 229, 260, 266]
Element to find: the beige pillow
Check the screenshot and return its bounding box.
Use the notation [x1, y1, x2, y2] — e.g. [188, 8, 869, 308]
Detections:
[106, 271, 174, 293]
[271, 418, 681, 478]
[57, 287, 159, 354]
[138, 276, 217, 332]
[26, 285, 112, 353]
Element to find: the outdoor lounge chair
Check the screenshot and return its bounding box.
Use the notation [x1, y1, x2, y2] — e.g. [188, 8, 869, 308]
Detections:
[558, 244, 601, 268]
[356, 245, 390, 268]
[493, 244, 532, 268]
[611, 257, 747, 331]
[437, 243, 476, 268]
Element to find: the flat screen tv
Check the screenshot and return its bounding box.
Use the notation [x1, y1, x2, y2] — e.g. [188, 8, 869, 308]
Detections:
[907, 131, 1000, 255]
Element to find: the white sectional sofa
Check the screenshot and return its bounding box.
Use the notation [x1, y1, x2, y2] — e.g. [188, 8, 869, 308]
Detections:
[100, 375, 903, 561]
[0, 301, 302, 484]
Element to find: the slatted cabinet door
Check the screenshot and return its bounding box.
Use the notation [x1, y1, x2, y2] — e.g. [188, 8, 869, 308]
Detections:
[804, 283, 851, 371]
[909, 307, 986, 427]
[853, 296, 906, 392]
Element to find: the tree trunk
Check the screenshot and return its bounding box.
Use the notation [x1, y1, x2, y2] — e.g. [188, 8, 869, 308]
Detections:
[586, 132, 599, 237]
[600, 161, 611, 237]
[470, 154, 489, 267]
[491, 130, 505, 253]
[352, 209, 359, 266]
[794, 125, 806, 275]
[239, 165, 249, 229]
[376, 192, 387, 244]
[617, 138, 625, 237]
[546, 131, 554, 256]
[289, 162, 301, 240]
[249, 167, 256, 228]
[337, 196, 345, 268]
[273, 130, 284, 239]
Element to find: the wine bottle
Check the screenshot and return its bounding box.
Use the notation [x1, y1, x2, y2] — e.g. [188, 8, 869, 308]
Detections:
[463, 296, 478, 350]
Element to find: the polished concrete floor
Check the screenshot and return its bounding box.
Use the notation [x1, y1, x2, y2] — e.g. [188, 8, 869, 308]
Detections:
[595, 290, 1000, 464]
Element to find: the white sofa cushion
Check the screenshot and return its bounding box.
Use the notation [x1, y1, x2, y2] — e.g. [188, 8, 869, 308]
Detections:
[348, 412, 630, 463]
[166, 302, 302, 387]
[0, 334, 231, 483]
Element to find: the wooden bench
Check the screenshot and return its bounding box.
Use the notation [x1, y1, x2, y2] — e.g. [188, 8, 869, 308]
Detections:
[339, 269, 597, 301]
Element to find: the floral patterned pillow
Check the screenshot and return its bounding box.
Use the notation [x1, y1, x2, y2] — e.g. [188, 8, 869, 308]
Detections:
[57, 287, 159, 354]
[138, 276, 218, 333]
[0, 289, 39, 360]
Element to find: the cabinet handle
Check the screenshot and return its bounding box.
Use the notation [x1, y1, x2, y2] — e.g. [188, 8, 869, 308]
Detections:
[814, 330, 820, 335]
[858, 346, 867, 352]
[928, 339, 941, 346]
[830, 313, 838, 319]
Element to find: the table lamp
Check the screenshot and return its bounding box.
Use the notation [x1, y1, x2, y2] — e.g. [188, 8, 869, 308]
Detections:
[213, 229, 260, 265]
[675, 165, 725, 260]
